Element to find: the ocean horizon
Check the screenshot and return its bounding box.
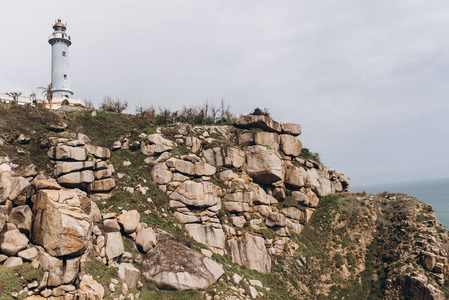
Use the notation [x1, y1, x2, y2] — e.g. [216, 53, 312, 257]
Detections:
[352, 178, 449, 229]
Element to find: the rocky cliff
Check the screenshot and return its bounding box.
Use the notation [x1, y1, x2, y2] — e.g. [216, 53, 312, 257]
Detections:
[0, 104, 447, 299]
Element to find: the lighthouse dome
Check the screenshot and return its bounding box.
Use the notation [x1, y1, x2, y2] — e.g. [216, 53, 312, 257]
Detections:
[53, 19, 66, 31]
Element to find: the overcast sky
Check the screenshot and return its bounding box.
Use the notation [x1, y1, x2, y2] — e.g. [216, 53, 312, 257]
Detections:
[1, 1, 449, 187]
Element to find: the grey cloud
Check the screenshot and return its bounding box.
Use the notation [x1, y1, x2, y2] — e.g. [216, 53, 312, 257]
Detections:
[1, 1, 449, 186]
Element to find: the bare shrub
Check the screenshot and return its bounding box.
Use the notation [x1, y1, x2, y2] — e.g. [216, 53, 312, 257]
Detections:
[83, 99, 95, 109]
[6, 92, 22, 104]
[136, 105, 156, 122]
[100, 96, 128, 113]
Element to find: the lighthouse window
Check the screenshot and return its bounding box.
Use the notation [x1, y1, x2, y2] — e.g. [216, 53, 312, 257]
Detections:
[64, 74, 67, 80]
[62, 51, 66, 57]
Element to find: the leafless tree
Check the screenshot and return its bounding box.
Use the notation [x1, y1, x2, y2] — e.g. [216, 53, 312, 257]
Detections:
[136, 105, 156, 122]
[100, 96, 128, 113]
[6, 92, 22, 103]
[83, 99, 95, 109]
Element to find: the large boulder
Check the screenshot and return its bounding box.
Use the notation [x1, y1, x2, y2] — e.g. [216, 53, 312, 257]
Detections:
[422, 251, 437, 271]
[88, 178, 116, 193]
[105, 231, 124, 261]
[54, 161, 95, 177]
[266, 212, 287, 227]
[47, 146, 88, 161]
[292, 189, 320, 208]
[284, 165, 307, 188]
[0, 229, 29, 255]
[146, 134, 177, 154]
[135, 227, 157, 253]
[17, 247, 38, 261]
[150, 163, 173, 185]
[228, 233, 271, 273]
[57, 170, 95, 187]
[169, 181, 220, 207]
[185, 136, 202, 153]
[234, 115, 282, 133]
[307, 169, 334, 197]
[281, 207, 304, 222]
[79, 275, 105, 300]
[32, 190, 93, 257]
[9, 205, 32, 235]
[280, 122, 301, 136]
[14, 163, 38, 178]
[39, 251, 64, 287]
[166, 158, 216, 177]
[84, 145, 111, 159]
[117, 210, 140, 234]
[143, 239, 224, 291]
[185, 224, 226, 253]
[224, 202, 250, 213]
[244, 145, 283, 184]
[8, 176, 33, 206]
[64, 257, 81, 284]
[32, 178, 62, 191]
[254, 132, 280, 150]
[0, 163, 12, 204]
[3, 257, 23, 267]
[0, 210, 5, 232]
[424, 284, 445, 300]
[118, 263, 140, 289]
[203, 147, 245, 168]
[279, 134, 302, 157]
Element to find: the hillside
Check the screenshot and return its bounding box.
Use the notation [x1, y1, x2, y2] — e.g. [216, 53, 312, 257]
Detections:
[0, 103, 447, 300]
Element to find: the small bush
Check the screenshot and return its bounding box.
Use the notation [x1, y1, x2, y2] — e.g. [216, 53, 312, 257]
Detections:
[250, 107, 270, 117]
[346, 252, 356, 266]
[300, 148, 320, 162]
[335, 253, 345, 268]
[277, 196, 305, 210]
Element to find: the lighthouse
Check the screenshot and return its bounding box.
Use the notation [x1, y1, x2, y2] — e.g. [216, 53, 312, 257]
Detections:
[48, 19, 73, 98]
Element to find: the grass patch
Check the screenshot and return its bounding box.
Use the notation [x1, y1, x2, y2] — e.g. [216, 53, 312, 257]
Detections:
[277, 196, 306, 211]
[84, 260, 123, 299]
[66, 110, 155, 148]
[139, 290, 203, 299]
[0, 263, 44, 299]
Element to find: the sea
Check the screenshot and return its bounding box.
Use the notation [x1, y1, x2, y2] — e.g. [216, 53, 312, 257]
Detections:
[352, 178, 449, 229]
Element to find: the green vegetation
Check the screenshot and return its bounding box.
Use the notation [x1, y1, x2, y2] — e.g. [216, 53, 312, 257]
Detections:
[210, 254, 298, 300]
[84, 260, 123, 299]
[138, 100, 235, 126]
[0, 263, 44, 299]
[290, 193, 429, 299]
[99, 96, 128, 113]
[0, 104, 58, 172]
[249, 107, 270, 117]
[69, 110, 154, 147]
[139, 290, 203, 299]
[277, 196, 306, 211]
[299, 147, 320, 162]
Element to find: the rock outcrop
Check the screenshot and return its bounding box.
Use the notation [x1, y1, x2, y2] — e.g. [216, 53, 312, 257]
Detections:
[3, 107, 444, 300]
[142, 115, 350, 269]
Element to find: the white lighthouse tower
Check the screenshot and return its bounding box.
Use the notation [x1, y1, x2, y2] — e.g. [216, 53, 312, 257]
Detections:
[48, 19, 73, 98]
